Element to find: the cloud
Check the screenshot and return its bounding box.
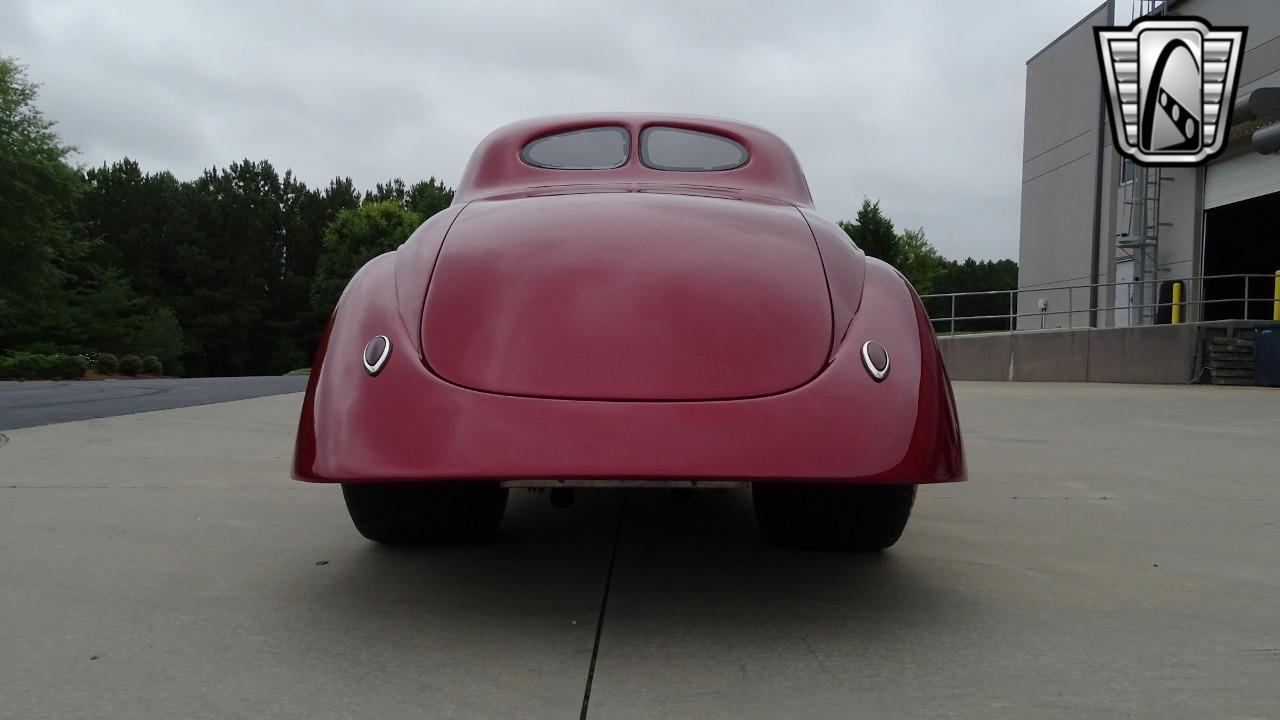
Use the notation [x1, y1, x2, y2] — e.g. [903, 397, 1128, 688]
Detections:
[1, 0, 1105, 260]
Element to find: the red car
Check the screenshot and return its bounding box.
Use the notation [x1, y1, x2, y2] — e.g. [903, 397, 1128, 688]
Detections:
[294, 114, 965, 549]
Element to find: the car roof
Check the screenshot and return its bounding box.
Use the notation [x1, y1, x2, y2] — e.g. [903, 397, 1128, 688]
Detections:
[453, 113, 813, 206]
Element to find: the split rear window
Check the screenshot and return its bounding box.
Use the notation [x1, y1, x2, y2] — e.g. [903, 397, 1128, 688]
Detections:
[640, 127, 749, 171]
[520, 126, 630, 170]
[519, 125, 750, 172]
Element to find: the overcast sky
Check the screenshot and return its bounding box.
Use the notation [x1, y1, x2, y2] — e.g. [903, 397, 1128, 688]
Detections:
[3, 0, 1109, 260]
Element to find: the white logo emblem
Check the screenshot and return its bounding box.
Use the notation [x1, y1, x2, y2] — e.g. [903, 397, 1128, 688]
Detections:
[1095, 17, 1246, 165]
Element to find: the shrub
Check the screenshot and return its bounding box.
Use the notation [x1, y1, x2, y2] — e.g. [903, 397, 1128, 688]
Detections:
[0, 352, 87, 380]
[95, 352, 119, 374]
[140, 355, 163, 375]
[53, 354, 88, 380]
[0, 353, 42, 380]
[119, 354, 142, 376]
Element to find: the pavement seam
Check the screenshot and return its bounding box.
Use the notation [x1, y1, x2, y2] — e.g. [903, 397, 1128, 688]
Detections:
[579, 491, 628, 720]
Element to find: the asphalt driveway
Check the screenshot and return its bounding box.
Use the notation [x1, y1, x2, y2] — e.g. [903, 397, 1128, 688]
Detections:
[0, 376, 308, 430]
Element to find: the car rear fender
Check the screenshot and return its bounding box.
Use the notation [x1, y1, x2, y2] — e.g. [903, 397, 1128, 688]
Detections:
[295, 250, 408, 480]
[837, 256, 964, 483]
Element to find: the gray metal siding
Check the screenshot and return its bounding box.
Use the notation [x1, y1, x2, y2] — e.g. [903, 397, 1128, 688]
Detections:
[1017, 4, 1110, 329]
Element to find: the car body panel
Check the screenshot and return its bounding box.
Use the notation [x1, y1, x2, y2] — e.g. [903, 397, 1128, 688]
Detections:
[293, 114, 965, 486]
[294, 254, 963, 484]
[421, 191, 831, 400]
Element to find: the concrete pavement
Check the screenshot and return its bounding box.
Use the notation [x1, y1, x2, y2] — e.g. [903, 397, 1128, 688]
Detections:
[0, 382, 1277, 719]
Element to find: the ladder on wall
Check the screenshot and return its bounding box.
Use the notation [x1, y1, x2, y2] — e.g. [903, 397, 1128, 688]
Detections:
[1118, 162, 1171, 324]
[1114, 0, 1175, 324]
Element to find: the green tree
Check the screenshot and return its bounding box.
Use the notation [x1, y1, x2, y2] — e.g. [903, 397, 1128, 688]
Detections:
[895, 226, 944, 294]
[324, 176, 361, 210]
[170, 161, 281, 375]
[79, 160, 185, 299]
[364, 176, 453, 219]
[0, 56, 85, 346]
[406, 177, 453, 219]
[930, 257, 1020, 332]
[364, 178, 408, 207]
[311, 201, 423, 312]
[124, 306, 185, 375]
[76, 160, 205, 369]
[272, 172, 348, 370]
[42, 266, 142, 354]
[839, 199, 899, 269]
[833, 200, 1019, 332]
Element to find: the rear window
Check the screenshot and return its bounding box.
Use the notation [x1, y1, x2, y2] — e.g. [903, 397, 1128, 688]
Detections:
[639, 127, 749, 171]
[520, 126, 630, 170]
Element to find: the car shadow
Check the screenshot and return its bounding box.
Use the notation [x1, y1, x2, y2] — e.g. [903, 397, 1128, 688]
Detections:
[601, 489, 970, 631]
[298, 487, 975, 636]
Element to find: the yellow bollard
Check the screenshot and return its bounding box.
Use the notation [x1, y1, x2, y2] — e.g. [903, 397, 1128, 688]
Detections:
[1172, 281, 1182, 324]
[1274, 270, 1280, 322]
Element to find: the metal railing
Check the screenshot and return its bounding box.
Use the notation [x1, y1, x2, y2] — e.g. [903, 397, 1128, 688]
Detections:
[919, 272, 1280, 336]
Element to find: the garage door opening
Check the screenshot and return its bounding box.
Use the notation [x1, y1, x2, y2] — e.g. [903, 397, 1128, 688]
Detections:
[1202, 190, 1280, 321]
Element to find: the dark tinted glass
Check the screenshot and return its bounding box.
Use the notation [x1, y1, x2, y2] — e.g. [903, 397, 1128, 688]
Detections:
[640, 127, 749, 171]
[520, 126, 630, 170]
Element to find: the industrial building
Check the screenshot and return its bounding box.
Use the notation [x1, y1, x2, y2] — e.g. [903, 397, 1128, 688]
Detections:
[1017, 0, 1280, 330]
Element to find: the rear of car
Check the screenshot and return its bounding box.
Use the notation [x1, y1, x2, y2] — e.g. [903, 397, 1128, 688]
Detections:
[294, 115, 964, 549]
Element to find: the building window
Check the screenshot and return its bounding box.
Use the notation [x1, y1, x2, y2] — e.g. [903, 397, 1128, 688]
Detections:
[1120, 158, 1135, 185]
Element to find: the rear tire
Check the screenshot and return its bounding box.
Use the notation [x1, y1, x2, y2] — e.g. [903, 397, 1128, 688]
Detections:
[752, 483, 916, 550]
[341, 482, 508, 545]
